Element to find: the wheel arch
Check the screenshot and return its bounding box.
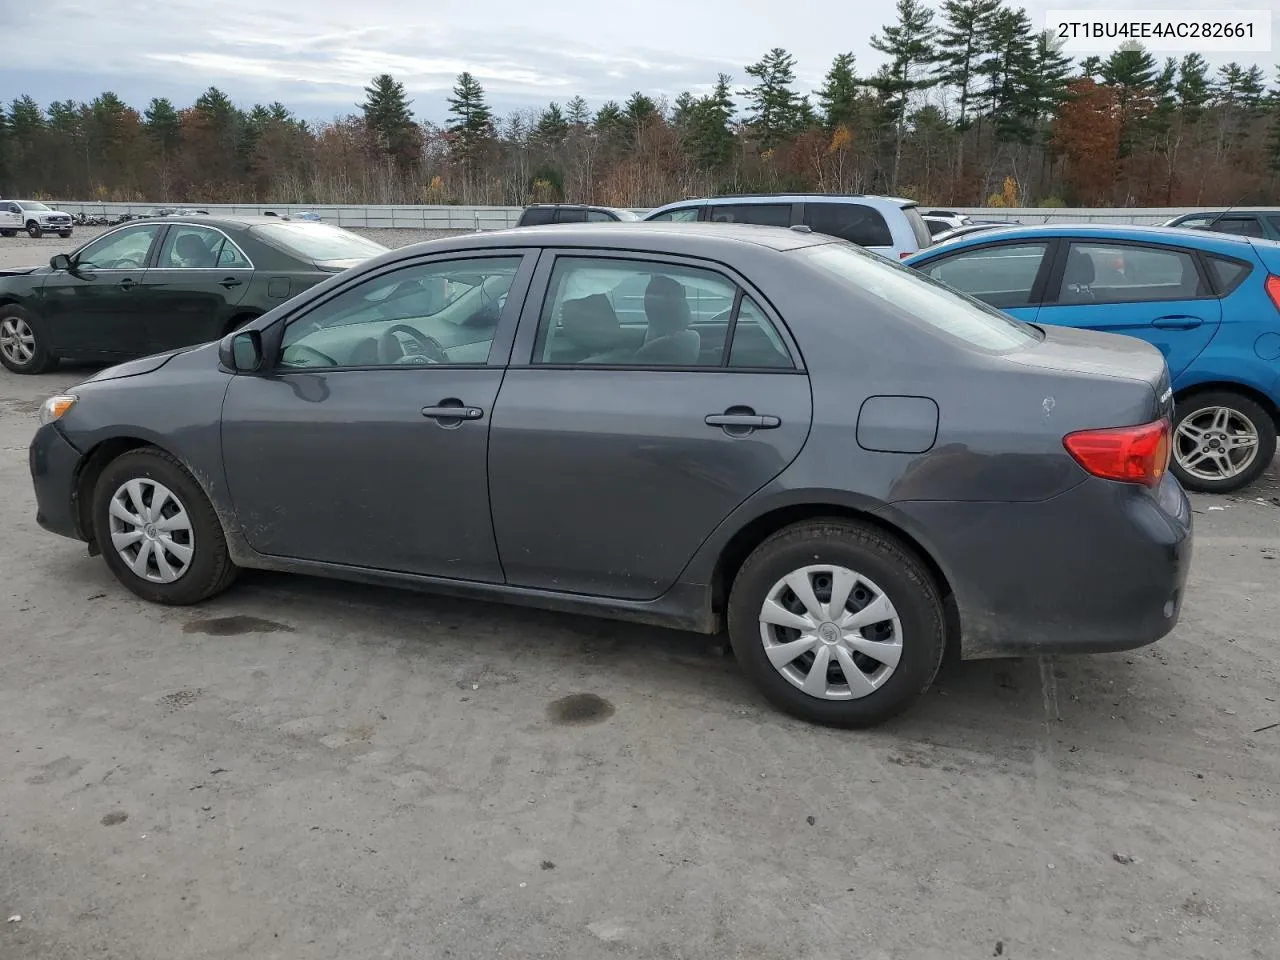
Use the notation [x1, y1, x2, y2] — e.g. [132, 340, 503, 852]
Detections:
[73, 436, 156, 548]
[1174, 381, 1279, 427]
[705, 498, 960, 656]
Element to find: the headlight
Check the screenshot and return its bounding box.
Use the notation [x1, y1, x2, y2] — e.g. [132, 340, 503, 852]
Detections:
[39, 394, 77, 425]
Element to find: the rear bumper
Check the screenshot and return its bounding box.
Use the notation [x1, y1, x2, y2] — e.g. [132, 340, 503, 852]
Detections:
[29, 423, 87, 543]
[891, 474, 1192, 659]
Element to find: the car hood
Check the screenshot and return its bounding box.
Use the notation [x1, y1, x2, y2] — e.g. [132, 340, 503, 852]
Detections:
[0, 265, 46, 277]
[30, 209, 71, 219]
[79, 347, 193, 383]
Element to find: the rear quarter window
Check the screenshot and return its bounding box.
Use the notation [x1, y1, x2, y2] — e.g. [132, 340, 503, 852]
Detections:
[901, 205, 933, 250]
[1204, 255, 1252, 295]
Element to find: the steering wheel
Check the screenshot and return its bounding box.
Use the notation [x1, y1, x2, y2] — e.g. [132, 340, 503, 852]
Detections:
[379, 324, 448, 364]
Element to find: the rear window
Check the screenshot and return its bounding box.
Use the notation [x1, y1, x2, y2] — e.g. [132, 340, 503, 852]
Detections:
[646, 206, 701, 222]
[1213, 217, 1265, 238]
[901, 205, 933, 249]
[520, 207, 556, 226]
[1204, 255, 1252, 295]
[707, 204, 792, 227]
[252, 222, 388, 264]
[803, 202, 892, 247]
[799, 241, 1040, 351]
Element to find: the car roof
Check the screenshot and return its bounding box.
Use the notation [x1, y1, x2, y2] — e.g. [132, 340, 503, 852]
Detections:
[651, 194, 917, 210]
[908, 222, 1265, 257]
[1170, 209, 1280, 217]
[420, 221, 834, 254]
[126, 214, 319, 230]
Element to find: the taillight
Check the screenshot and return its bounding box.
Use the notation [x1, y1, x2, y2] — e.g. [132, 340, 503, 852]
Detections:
[1265, 274, 1280, 312]
[1063, 419, 1171, 488]
[899, 252, 912, 260]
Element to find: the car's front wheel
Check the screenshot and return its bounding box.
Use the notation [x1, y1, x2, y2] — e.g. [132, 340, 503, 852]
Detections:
[1171, 391, 1276, 493]
[0, 305, 56, 374]
[727, 519, 946, 727]
[25, 221, 41, 239]
[92, 448, 238, 604]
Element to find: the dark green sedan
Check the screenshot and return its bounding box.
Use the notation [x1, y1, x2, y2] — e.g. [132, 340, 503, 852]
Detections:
[0, 215, 388, 374]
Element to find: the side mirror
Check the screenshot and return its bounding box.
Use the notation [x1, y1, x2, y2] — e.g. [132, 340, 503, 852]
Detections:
[50, 253, 71, 272]
[219, 329, 264, 373]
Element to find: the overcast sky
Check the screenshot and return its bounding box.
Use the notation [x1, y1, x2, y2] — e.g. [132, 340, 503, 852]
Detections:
[2, 0, 1275, 122]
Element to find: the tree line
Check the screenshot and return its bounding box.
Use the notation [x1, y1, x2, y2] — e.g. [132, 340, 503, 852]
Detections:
[2, 0, 1278, 209]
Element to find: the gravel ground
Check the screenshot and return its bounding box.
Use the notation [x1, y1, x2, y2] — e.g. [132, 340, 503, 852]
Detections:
[2, 224, 1280, 960]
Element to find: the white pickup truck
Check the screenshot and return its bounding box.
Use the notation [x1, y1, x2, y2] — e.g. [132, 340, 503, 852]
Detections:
[0, 200, 74, 238]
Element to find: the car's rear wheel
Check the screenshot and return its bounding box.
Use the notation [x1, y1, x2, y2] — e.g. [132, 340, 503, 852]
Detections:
[26, 221, 41, 239]
[0, 305, 56, 374]
[727, 519, 945, 727]
[92, 448, 238, 605]
[0, 230, 15, 238]
[1171, 391, 1276, 494]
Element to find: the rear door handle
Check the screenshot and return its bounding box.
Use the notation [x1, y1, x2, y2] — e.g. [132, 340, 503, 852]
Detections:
[1152, 315, 1202, 330]
[219, 277, 243, 289]
[117, 278, 136, 291]
[705, 414, 781, 428]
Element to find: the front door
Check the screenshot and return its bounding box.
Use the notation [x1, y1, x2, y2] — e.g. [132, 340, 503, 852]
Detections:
[488, 253, 813, 601]
[39, 223, 163, 357]
[0, 202, 21, 232]
[140, 222, 254, 351]
[1037, 240, 1222, 379]
[220, 251, 534, 581]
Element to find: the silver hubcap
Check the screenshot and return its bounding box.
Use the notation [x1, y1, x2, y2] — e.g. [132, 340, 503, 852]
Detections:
[0, 316, 35, 366]
[1175, 406, 1259, 482]
[108, 479, 195, 583]
[758, 564, 903, 700]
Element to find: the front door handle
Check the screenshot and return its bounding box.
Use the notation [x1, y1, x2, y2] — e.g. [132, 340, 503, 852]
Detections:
[219, 277, 243, 289]
[117, 277, 136, 291]
[422, 399, 484, 427]
[1152, 315, 1202, 330]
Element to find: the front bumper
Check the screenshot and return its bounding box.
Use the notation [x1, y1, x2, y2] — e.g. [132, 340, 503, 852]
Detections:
[892, 474, 1193, 659]
[29, 423, 87, 543]
[39, 222, 73, 232]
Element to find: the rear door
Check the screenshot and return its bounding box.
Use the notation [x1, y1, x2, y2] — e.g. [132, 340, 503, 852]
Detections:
[487, 251, 812, 600]
[139, 223, 254, 351]
[1037, 239, 1221, 379]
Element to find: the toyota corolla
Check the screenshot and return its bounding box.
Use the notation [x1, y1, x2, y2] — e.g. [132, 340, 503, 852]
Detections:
[28, 223, 1192, 727]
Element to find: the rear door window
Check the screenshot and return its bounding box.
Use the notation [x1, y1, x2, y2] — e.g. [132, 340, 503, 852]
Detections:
[919, 242, 1050, 308]
[556, 207, 588, 223]
[585, 210, 616, 222]
[1212, 217, 1265, 238]
[519, 207, 556, 226]
[1058, 242, 1206, 304]
[707, 204, 793, 227]
[802, 202, 892, 247]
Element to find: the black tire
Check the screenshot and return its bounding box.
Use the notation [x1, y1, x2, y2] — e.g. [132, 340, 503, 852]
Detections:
[92, 448, 238, 605]
[726, 519, 946, 728]
[0, 230, 14, 238]
[59, 231, 72, 239]
[0, 304, 57, 374]
[1171, 390, 1276, 494]
[26, 221, 41, 239]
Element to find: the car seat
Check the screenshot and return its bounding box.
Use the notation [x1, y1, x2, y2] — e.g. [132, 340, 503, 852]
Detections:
[633, 275, 700, 365]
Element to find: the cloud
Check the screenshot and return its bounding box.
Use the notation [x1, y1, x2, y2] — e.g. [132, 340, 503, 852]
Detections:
[3, 0, 1275, 121]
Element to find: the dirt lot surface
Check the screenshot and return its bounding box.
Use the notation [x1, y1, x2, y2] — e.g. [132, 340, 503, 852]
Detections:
[2, 227, 1279, 960]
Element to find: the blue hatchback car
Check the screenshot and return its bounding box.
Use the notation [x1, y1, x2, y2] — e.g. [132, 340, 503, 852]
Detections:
[906, 224, 1280, 492]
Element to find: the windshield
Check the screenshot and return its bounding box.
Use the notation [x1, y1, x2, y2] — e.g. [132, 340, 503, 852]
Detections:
[252, 222, 388, 264]
[798, 241, 1041, 351]
[18, 201, 52, 212]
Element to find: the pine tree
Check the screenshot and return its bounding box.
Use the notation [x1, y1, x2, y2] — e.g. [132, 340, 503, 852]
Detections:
[535, 102, 569, 145]
[1176, 54, 1211, 124]
[817, 53, 860, 130]
[978, 4, 1034, 136]
[1101, 43, 1157, 158]
[687, 74, 736, 171]
[934, 0, 1002, 128]
[869, 0, 936, 190]
[671, 92, 698, 130]
[594, 101, 626, 145]
[361, 73, 418, 169]
[565, 96, 591, 128]
[143, 98, 180, 151]
[743, 48, 807, 148]
[447, 72, 494, 166]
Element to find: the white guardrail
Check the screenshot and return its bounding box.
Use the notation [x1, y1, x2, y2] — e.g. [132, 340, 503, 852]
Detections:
[47, 202, 1280, 230]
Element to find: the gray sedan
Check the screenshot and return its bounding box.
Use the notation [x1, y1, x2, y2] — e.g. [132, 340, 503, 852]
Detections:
[28, 223, 1192, 727]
